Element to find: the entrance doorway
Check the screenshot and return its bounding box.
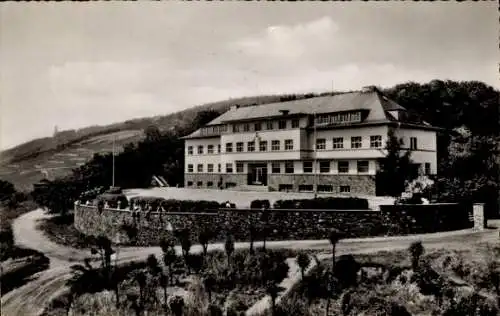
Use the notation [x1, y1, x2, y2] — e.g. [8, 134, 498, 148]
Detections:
[248, 163, 268, 185]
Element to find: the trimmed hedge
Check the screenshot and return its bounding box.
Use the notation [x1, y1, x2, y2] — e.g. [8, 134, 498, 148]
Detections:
[96, 193, 129, 209]
[272, 197, 369, 210]
[128, 197, 221, 213]
[250, 199, 271, 209]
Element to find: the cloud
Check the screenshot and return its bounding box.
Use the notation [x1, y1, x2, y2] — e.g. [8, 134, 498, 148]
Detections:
[231, 16, 339, 60]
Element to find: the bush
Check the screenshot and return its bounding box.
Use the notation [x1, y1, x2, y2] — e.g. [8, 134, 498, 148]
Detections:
[128, 197, 221, 213]
[250, 200, 271, 209]
[273, 197, 369, 210]
[96, 193, 129, 209]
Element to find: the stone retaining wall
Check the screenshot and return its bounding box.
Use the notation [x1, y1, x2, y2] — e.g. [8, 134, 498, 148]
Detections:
[74, 202, 476, 246]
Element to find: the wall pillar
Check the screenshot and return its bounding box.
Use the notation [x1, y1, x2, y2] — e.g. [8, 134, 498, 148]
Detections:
[473, 203, 485, 230]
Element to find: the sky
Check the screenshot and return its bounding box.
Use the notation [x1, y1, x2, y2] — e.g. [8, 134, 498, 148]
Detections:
[0, 2, 498, 150]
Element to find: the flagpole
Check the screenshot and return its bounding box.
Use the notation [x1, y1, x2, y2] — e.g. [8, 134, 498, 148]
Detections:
[112, 136, 115, 188]
[313, 111, 317, 199]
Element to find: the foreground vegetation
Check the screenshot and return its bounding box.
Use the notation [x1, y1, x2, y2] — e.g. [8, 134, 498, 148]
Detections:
[42, 231, 322, 316]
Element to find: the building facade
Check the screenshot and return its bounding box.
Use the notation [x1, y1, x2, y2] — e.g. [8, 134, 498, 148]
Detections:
[183, 86, 440, 195]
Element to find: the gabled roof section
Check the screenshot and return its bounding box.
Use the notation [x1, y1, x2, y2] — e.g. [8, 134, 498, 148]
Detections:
[183, 87, 439, 139]
[207, 90, 390, 125]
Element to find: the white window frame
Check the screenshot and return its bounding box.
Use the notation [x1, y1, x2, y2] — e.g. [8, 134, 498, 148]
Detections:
[370, 135, 382, 148]
[187, 146, 193, 155]
[357, 160, 369, 173]
[187, 164, 193, 173]
[338, 161, 349, 173]
[316, 138, 326, 150]
[332, 137, 344, 149]
[351, 136, 362, 149]
[271, 140, 280, 151]
[284, 139, 293, 150]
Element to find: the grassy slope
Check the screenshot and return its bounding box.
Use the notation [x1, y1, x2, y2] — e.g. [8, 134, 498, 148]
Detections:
[0, 94, 318, 191]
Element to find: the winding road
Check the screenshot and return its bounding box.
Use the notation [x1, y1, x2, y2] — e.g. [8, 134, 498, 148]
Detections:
[1, 209, 498, 316]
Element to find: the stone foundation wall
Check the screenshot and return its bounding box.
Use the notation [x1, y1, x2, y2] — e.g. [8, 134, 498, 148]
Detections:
[75, 202, 474, 246]
[267, 174, 376, 195]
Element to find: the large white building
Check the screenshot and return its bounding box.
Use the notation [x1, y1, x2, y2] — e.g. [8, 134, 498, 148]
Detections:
[182, 86, 440, 195]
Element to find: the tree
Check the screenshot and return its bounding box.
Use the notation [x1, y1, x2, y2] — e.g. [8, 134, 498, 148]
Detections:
[296, 253, 310, 279]
[160, 238, 177, 284]
[143, 125, 162, 143]
[0, 180, 16, 204]
[328, 229, 345, 271]
[377, 128, 415, 197]
[198, 226, 213, 260]
[159, 273, 169, 313]
[225, 234, 235, 266]
[266, 282, 280, 316]
[202, 273, 216, 302]
[174, 229, 192, 273]
[169, 295, 185, 316]
[409, 241, 425, 271]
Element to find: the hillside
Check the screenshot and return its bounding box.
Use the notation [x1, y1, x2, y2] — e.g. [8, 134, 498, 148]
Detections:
[0, 94, 316, 191]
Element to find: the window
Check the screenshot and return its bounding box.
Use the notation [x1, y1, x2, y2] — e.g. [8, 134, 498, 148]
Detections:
[236, 162, 244, 173]
[370, 135, 382, 148]
[217, 144, 221, 153]
[236, 142, 244, 152]
[207, 164, 214, 173]
[285, 161, 294, 174]
[291, 119, 300, 128]
[279, 120, 287, 129]
[207, 145, 214, 154]
[338, 161, 349, 173]
[351, 136, 362, 149]
[425, 162, 431, 175]
[266, 121, 274, 130]
[218, 163, 221, 173]
[207, 181, 213, 187]
[332, 137, 344, 149]
[284, 139, 293, 150]
[259, 141, 268, 151]
[233, 124, 240, 133]
[197, 181, 203, 187]
[319, 161, 330, 173]
[187, 164, 193, 173]
[198, 145, 204, 154]
[243, 123, 250, 132]
[271, 162, 281, 174]
[187, 146, 193, 155]
[410, 137, 418, 150]
[303, 161, 313, 173]
[299, 185, 313, 192]
[271, 140, 280, 151]
[357, 161, 369, 173]
[197, 164, 203, 173]
[340, 185, 351, 193]
[226, 143, 233, 153]
[247, 141, 255, 152]
[226, 163, 233, 173]
[316, 139, 326, 150]
[317, 185, 333, 193]
[225, 182, 237, 189]
[279, 184, 293, 192]
[187, 181, 193, 187]
[254, 123, 262, 131]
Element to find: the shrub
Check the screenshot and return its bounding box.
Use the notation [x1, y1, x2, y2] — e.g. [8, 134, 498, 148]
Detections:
[96, 193, 129, 209]
[128, 197, 221, 213]
[250, 200, 271, 209]
[272, 197, 369, 210]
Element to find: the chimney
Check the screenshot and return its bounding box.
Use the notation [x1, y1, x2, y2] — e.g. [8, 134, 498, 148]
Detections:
[279, 109, 290, 116]
[230, 105, 240, 111]
[361, 85, 378, 93]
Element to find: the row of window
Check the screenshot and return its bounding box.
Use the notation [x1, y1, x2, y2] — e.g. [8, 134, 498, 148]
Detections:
[188, 136, 418, 155]
[233, 118, 300, 133]
[185, 181, 352, 193]
[187, 160, 369, 174]
[315, 135, 382, 150]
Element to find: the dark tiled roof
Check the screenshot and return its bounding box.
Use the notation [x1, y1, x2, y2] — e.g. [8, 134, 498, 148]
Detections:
[183, 89, 436, 139]
[206, 91, 388, 125]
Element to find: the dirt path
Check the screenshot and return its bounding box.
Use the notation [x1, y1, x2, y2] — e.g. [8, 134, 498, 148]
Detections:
[2, 209, 498, 316]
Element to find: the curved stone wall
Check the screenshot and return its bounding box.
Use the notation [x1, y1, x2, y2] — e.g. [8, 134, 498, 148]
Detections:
[74, 202, 477, 246]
